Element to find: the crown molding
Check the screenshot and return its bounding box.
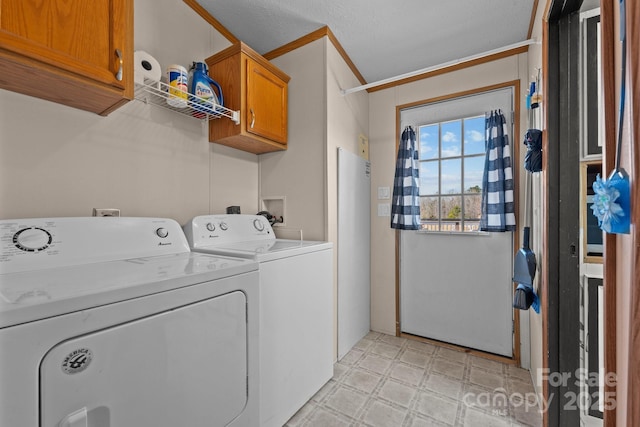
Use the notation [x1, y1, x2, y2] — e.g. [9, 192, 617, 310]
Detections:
[183, 0, 239, 44]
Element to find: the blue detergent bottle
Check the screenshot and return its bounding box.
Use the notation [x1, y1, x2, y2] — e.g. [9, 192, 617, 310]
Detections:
[189, 62, 223, 118]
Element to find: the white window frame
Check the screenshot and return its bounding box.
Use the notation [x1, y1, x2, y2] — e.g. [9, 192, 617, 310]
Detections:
[417, 116, 485, 232]
[400, 86, 514, 234]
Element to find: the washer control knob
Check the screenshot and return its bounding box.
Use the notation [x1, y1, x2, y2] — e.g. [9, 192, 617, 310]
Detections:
[253, 218, 265, 232]
[206, 222, 216, 232]
[13, 227, 52, 252]
[156, 227, 169, 238]
[219, 222, 228, 231]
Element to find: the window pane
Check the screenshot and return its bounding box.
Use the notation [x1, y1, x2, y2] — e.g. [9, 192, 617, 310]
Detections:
[441, 195, 462, 220]
[419, 124, 439, 160]
[441, 120, 461, 158]
[420, 196, 439, 221]
[464, 194, 482, 220]
[441, 222, 462, 232]
[414, 111, 506, 233]
[419, 161, 439, 195]
[441, 200, 462, 230]
[464, 155, 484, 193]
[464, 116, 485, 155]
[441, 158, 461, 194]
[464, 221, 480, 232]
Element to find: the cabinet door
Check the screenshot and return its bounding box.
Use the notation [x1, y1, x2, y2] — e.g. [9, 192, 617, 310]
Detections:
[0, 0, 132, 114]
[246, 57, 288, 144]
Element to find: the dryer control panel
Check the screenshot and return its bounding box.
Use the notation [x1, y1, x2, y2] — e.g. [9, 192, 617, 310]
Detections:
[184, 215, 274, 248]
[0, 217, 190, 274]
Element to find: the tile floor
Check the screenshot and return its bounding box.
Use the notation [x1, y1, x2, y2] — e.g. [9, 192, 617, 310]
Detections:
[286, 332, 542, 427]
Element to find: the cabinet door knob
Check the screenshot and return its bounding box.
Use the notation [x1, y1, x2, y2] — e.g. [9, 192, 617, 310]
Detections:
[115, 49, 123, 81]
[250, 108, 255, 128]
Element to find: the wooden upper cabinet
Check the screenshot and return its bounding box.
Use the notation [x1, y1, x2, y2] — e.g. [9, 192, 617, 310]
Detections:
[206, 42, 290, 154]
[246, 57, 288, 144]
[0, 0, 133, 115]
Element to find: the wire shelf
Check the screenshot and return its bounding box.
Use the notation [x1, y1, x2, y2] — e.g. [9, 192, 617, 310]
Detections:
[133, 78, 240, 124]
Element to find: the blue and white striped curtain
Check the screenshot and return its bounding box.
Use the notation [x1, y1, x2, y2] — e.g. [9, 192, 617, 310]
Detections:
[391, 126, 420, 230]
[480, 110, 516, 232]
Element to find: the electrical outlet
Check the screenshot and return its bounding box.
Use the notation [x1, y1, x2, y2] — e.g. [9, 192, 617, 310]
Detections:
[93, 208, 120, 217]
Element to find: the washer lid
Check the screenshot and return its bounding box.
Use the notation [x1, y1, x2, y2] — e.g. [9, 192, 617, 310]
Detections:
[195, 239, 333, 262]
[0, 252, 257, 328]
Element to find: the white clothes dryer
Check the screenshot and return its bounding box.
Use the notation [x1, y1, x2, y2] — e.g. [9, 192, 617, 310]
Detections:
[184, 214, 333, 427]
[0, 217, 259, 427]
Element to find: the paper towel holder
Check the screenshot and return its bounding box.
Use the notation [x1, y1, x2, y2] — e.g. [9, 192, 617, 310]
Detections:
[134, 50, 162, 86]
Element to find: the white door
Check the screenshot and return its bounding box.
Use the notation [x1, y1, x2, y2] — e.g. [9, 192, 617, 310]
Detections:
[399, 87, 514, 357]
[337, 148, 371, 359]
[400, 232, 513, 356]
[40, 291, 248, 427]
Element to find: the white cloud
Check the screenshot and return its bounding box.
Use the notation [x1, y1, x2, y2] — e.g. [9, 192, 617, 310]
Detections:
[421, 145, 434, 152]
[442, 131, 458, 143]
[441, 147, 460, 157]
[466, 130, 484, 143]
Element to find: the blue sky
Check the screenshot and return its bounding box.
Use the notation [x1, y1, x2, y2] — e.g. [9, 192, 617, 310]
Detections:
[418, 116, 485, 195]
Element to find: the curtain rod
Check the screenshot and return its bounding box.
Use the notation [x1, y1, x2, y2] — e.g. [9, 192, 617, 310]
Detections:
[340, 38, 540, 96]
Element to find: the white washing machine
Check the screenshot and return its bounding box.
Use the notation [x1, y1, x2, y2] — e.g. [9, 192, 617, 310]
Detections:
[184, 214, 333, 427]
[0, 217, 259, 427]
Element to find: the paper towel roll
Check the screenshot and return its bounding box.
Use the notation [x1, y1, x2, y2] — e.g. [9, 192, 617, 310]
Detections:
[134, 50, 162, 84]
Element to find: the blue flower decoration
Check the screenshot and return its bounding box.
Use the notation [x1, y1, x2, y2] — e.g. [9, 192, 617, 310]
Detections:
[591, 174, 625, 233]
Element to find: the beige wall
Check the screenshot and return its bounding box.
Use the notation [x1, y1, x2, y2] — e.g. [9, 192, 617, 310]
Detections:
[263, 37, 369, 360]
[368, 87, 398, 336]
[368, 55, 530, 338]
[261, 39, 327, 241]
[0, 0, 259, 224]
[326, 40, 370, 360]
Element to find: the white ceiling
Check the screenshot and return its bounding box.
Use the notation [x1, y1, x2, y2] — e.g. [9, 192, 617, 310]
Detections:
[196, 0, 535, 84]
